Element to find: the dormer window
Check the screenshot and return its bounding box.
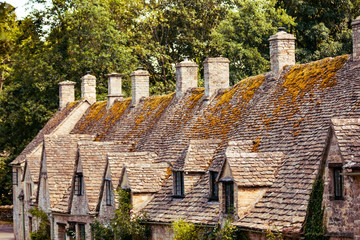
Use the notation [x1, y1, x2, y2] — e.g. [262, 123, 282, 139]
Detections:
[173, 171, 184, 197]
[209, 171, 218, 201]
[333, 167, 343, 200]
[75, 173, 83, 196]
[105, 179, 112, 206]
[223, 181, 234, 213]
[12, 170, 18, 185]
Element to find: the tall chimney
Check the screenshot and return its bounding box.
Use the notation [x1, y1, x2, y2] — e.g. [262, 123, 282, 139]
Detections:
[352, 16, 360, 61]
[81, 73, 96, 104]
[131, 67, 149, 106]
[58, 81, 76, 109]
[269, 27, 296, 75]
[106, 73, 124, 109]
[204, 57, 230, 99]
[175, 59, 198, 98]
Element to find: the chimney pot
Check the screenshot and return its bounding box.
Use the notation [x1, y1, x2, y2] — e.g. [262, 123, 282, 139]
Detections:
[81, 74, 96, 104]
[278, 27, 286, 32]
[58, 81, 76, 109]
[106, 73, 124, 109]
[175, 60, 198, 98]
[204, 57, 230, 99]
[131, 68, 150, 105]
[352, 16, 360, 61]
[269, 29, 296, 75]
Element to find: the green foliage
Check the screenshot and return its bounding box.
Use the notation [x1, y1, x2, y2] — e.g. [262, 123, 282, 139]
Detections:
[91, 220, 114, 240]
[304, 178, 329, 240]
[266, 225, 283, 240]
[90, 188, 150, 240]
[212, 0, 295, 84]
[28, 207, 51, 240]
[277, 0, 360, 63]
[173, 219, 200, 240]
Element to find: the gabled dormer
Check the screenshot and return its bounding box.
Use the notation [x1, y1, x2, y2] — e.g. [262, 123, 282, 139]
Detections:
[172, 139, 221, 198]
[22, 161, 35, 204]
[98, 161, 116, 221]
[218, 142, 284, 219]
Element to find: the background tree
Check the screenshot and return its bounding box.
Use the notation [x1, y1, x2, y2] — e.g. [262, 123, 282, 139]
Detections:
[277, 0, 360, 63]
[211, 0, 295, 84]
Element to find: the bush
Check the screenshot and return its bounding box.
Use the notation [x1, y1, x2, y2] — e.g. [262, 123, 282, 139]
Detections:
[28, 207, 50, 240]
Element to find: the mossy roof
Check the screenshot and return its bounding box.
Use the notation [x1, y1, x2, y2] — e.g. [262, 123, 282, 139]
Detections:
[31, 53, 360, 234]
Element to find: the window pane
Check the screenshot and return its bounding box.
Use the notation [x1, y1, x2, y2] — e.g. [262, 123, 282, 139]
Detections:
[334, 168, 343, 199]
[79, 224, 86, 240]
[224, 182, 234, 213]
[210, 172, 218, 199]
[12, 171, 18, 185]
[106, 180, 112, 205]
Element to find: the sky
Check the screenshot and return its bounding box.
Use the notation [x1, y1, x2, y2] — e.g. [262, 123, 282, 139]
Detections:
[4, 0, 47, 19]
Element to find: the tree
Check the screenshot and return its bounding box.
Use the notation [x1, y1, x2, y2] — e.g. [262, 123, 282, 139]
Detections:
[276, 0, 360, 63]
[211, 0, 295, 84]
[0, 2, 18, 93]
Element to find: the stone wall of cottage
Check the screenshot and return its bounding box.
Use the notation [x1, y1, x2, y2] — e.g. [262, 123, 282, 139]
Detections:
[269, 30, 296, 76]
[131, 68, 150, 105]
[204, 57, 229, 99]
[59, 81, 75, 110]
[352, 17, 360, 62]
[151, 224, 173, 240]
[12, 166, 22, 240]
[323, 135, 356, 238]
[53, 215, 92, 240]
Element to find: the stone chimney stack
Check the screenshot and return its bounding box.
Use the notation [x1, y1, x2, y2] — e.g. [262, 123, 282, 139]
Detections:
[59, 81, 76, 109]
[81, 73, 96, 104]
[352, 16, 360, 61]
[204, 57, 230, 99]
[106, 73, 124, 109]
[175, 59, 198, 98]
[131, 67, 149, 105]
[269, 27, 296, 75]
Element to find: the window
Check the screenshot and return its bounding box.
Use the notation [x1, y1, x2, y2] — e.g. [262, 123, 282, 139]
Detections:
[79, 223, 86, 240]
[224, 182, 234, 214]
[68, 222, 76, 240]
[209, 171, 219, 201]
[26, 183, 32, 201]
[12, 171, 18, 185]
[75, 173, 83, 196]
[173, 171, 184, 197]
[57, 224, 66, 240]
[28, 217, 32, 233]
[333, 167, 343, 200]
[105, 179, 112, 206]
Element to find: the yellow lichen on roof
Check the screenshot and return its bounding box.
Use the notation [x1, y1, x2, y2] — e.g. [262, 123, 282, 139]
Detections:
[191, 74, 266, 140]
[78, 101, 107, 132]
[282, 55, 348, 102]
[135, 93, 175, 126]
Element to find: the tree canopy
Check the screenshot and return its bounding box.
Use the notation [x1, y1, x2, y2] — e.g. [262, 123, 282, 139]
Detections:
[0, 0, 359, 204]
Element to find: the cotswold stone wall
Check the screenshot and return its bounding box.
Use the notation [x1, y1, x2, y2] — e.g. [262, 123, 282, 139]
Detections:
[0, 205, 13, 222]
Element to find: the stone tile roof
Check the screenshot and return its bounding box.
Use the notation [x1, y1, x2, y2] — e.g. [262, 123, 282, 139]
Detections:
[77, 141, 133, 213]
[30, 53, 360, 235]
[107, 152, 159, 190]
[224, 147, 284, 187]
[331, 118, 360, 168]
[43, 134, 94, 213]
[121, 162, 169, 193]
[11, 101, 81, 165]
[174, 139, 221, 172]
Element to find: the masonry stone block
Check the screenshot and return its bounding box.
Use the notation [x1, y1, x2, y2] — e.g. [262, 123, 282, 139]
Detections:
[131, 68, 150, 105]
[106, 73, 124, 109]
[175, 60, 198, 98]
[269, 28, 296, 76]
[204, 57, 229, 98]
[59, 81, 76, 109]
[352, 16, 360, 61]
[81, 73, 96, 104]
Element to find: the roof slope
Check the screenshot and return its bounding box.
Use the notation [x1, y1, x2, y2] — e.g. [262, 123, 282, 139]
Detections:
[77, 141, 133, 213]
[43, 134, 94, 212]
[224, 150, 284, 187]
[11, 101, 80, 165]
[121, 162, 169, 193]
[332, 118, 360, 168]
[59, 54, 360, 233]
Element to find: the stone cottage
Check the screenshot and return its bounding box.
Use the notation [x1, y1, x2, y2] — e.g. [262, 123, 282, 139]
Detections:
[11, 16, 360, 239]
